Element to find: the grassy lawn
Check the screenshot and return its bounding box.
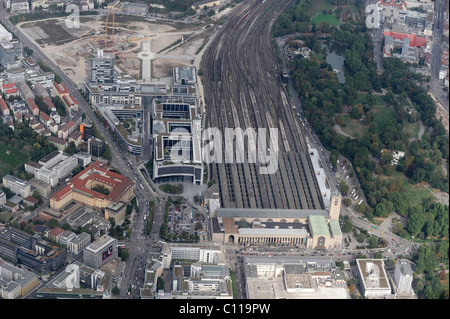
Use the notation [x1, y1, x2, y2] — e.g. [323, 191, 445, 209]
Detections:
[309, 0, 335, 16]
[0, 143, 28, 177]
[0, 211, 14, 223]
[312, 13, 340, 26]
[338, 114, 368, 139]
[379, 170, 434, 207]
[159, 183, 184, 194]
[370, 106, 396, 135]
[403, 121, 421, 139]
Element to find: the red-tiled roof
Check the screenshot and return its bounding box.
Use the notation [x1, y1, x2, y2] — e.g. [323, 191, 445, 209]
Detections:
[383, 31, 427, 47]
[44, 96, 56, 110]
[2, 83, 15, 89]
[40, 111, 51, 122]
[54, 82, 69, 95]
[0, 98, 8, 113]
[5, 88, 18, 94]
[26, 97, 39, 111]
[51, 161, 133, 203]
[49, 227, 65, 236]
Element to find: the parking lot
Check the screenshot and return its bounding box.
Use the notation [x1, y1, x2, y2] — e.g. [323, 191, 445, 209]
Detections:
[166, 202, 203, 242]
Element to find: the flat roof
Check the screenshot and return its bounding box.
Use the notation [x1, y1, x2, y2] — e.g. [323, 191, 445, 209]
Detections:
[356, 259, 391, 290]
[238, 228, 308, 236]
[85, 235, 116, 254]
[217, 208, 328, 219]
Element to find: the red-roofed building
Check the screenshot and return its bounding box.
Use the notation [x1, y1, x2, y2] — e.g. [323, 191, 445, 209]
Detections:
[62, 94, 78, 112]
[1, 83, 15, 92]
[0, 97, 9, 116]
[383, 31, 427, 47]
[44, 96, 56, 111]
[26, 97, 40, 116]
[14, 112, 22, 123]
[377, 0, 406, 9]
[54, 82, 69, 95]
[4, 88, 18, 98]
[24, 195, 39, 207]
[48, 227, 65, 242]
[50, 161, 134, 211]
[58, 120, 75, 139]
[39, 111, 52, 126]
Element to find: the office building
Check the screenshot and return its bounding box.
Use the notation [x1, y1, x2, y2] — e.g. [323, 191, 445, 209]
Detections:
[0, 227, 66, 274]
[80, 123, 94, 140]
[34, 150, 78, 187]
[0, 191, 6, 205]
[29, 178, 51, 199]
[243, 256, 348, 299]
[83, 235, 117, 269]
[89, 50, 115, 83]
[2, 174, 30, 198]
[356, 259, 392, 299]
[50, 161, 134, 211]
[0, 40, 21, 67]
[104, 201, 126, 225]
[89, 137, 106, 157]
[152, 100, 203, 185]
[59, 230, 76, 247]
[73, 152, 92, 167]
[161, 243, 223, 269]
[0, 258, 39, 299]
[173, 66, 197, 85]
[68, 232, 91, 255]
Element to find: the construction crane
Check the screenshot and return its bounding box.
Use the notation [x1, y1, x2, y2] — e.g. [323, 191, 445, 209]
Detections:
[104, 0, 121, 48]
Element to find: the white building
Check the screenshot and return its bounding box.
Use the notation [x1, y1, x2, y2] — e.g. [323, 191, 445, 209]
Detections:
[48, 263, 80, 290]
[68, 232, 91, 255]
[356, 259, 392, 299]
[161, 243, 223, 269]
[34, 150, 78, 187]
[394, 259, 414, 294]
[2, 174, 30, 198]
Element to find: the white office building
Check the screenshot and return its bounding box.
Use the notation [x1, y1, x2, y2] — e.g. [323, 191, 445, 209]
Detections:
[2, 174, 30, 198]
[34, 150, 78, 187]
[356, 259, 392, 299]
[161, 243, 223, 269]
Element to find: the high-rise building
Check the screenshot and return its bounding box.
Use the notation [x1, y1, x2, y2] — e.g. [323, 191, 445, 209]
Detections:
[89, 50, 114, 83]
[394, 259, 414, 294]
[83, 234, 117, 269]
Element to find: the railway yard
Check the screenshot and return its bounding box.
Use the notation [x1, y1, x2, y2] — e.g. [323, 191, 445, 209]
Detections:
[201, 0, 325, 210]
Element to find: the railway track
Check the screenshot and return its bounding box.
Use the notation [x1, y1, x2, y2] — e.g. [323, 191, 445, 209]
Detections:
[200, 0, 323, 210]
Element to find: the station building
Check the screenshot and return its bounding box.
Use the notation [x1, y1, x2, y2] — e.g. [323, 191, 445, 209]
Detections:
[210, 193, 342, 250]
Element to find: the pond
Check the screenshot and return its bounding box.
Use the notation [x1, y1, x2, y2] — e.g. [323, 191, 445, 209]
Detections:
[323, 42, 350, 84]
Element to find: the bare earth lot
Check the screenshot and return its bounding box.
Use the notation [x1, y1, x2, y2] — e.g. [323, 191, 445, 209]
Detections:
[18, 14, 209, 84]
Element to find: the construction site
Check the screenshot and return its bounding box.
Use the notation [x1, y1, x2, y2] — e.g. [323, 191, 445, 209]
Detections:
[17, 3, 214, 84]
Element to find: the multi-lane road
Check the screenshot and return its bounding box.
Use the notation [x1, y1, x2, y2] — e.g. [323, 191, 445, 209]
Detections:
[1, 0, 429, 299]
[0, 8, 167, 297]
